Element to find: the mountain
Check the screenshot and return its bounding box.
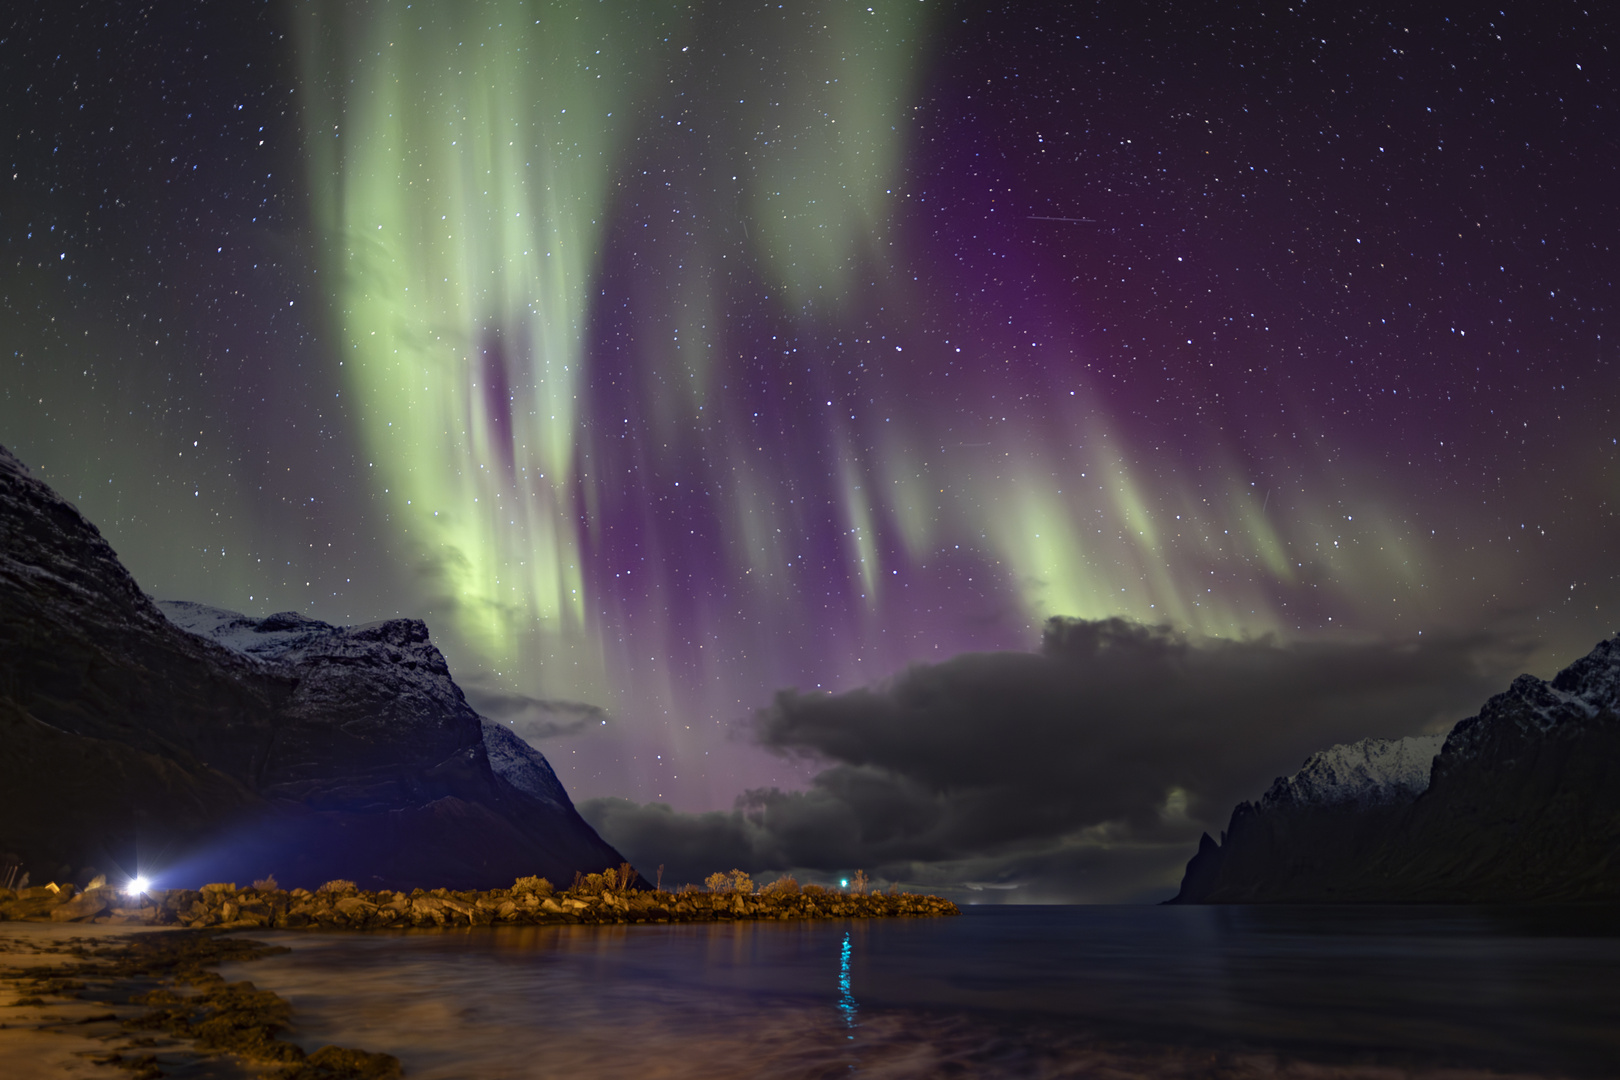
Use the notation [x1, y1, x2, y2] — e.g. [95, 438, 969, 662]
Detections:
[0, 443, 629, 891]
[1170, 637, 1620, 903]
[1256, 733, 1446, 810]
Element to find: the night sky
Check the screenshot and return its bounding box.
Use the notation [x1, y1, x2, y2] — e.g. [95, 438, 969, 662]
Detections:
[4, 1, 1617, 899]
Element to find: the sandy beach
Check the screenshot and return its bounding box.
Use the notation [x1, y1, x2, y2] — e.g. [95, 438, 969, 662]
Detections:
[0, 922, 242, 1080]
[0, 922, 396, 1080]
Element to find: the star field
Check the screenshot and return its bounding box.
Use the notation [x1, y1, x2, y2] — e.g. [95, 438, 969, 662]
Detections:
[2, 0, 1616, 816]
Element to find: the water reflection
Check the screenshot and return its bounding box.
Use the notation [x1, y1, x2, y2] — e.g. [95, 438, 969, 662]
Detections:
[213, 907, 1620, 1079]
[837, 930, 857, 1036]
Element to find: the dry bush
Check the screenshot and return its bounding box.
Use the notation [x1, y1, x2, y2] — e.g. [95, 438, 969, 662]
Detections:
[251, 875, 279, 892]
[705, 869, 756, 895]
[802, 883, 828, 897]
[318, 879, 358, 895]
[573, 871, 611, 895]
[512, 875, 554, 898]
[759, 875, 800, 897]
[850, 870, 870, 895]
[614, 863, 637, 890]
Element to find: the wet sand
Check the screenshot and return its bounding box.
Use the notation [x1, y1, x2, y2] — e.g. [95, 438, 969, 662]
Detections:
[0, 922, 258, 1080]
[0, 923, 396, 1080]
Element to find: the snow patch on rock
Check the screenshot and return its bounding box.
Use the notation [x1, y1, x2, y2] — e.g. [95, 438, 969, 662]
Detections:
[1444, 636, 1620, 760]
[481, 719, 570, 810]
[160, 598, 572, 806]
[1261, 734, 1446, 809]
[157, 600, 402, 664]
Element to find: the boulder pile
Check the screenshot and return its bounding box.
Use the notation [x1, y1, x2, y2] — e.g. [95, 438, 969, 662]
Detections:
[0, 870, 959, 930]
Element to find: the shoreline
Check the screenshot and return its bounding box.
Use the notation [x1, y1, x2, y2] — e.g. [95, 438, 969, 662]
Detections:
[0, 922, 399, 1080]
[0, 876, 956, 1079]
[1, 874, 959, 932]
[0, 922, 172, 1080]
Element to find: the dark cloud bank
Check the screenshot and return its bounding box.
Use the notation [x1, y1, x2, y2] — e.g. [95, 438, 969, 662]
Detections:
[581, 619, 1527, 903]
[462, 680, 608, 741]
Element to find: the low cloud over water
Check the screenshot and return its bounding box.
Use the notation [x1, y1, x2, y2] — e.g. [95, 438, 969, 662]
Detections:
[583, 617, 1525, 901]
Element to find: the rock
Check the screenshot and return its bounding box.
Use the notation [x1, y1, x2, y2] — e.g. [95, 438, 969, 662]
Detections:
[438, 896, 474, 924]
[409, 897, 446, 925]
[50, 887, 113, 922]
[334, 897, 378, 924]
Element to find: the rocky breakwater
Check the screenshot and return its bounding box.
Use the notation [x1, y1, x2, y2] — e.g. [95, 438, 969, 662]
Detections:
[0, 869, 959, 931]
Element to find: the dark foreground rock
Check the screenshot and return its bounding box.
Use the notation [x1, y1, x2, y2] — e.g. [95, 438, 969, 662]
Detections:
[0, 869, 959, 930]
[0, 442, 628, 891]
[1170, 635, 1620, 903]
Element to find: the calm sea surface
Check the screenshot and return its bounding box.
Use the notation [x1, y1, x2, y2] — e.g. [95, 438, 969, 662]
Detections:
[218, 905, 1620, 1079]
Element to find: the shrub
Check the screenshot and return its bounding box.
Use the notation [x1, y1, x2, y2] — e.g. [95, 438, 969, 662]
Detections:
[512, 875, 554, 898]
[850, 870, 870, 895]
[759, 875, 800, 897]
[614, 863, 636, 890]
[802, 883, 828, 897]
[705, 869, 755, 895]
[252, 875, 279, 892]
[318, 879, 358, 896]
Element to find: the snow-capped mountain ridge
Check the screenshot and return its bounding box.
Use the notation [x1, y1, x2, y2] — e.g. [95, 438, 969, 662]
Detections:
[1261, 733, 1446, 810]
[159, 600, 445, 678]
[481, 720, 571, 809]
[1444, 637, 1620, 761]
[1172, 633, 1620, 903]
[2, 440, 630, 889]
[157, 599, 570, 809]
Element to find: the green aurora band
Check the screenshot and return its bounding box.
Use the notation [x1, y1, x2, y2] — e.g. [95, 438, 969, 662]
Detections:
[296, 0, 939, 704]
[301, 0, 659, 697]
[295, 0, 1432, 720]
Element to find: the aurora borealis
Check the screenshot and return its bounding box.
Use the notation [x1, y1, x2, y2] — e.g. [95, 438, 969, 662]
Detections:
[4, 1, 1618, 898]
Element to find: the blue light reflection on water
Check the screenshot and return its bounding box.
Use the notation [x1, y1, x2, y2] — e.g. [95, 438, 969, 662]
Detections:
[217, 905, 1620, 1080]
[837, 930, 857, 1036]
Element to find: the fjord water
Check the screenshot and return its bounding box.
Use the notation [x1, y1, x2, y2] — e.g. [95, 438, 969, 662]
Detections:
[222, 905, 1620, 1079]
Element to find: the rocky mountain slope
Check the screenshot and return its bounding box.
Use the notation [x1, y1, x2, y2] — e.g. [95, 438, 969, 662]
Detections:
[0, 443, 628, 891]
[1256, 734, 1446, 810]
[1170, 637, 1620, 903]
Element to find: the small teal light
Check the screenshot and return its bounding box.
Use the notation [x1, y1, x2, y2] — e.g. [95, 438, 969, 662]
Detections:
[840, 878, 849, 888]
